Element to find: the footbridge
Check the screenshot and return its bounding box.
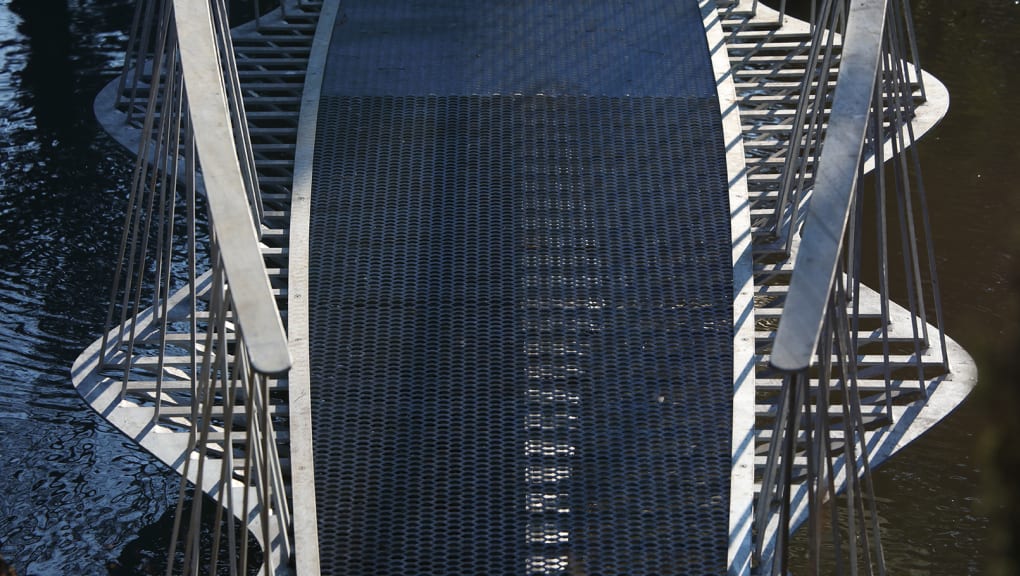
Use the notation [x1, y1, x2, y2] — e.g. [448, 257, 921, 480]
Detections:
[72, 0, 977, 574]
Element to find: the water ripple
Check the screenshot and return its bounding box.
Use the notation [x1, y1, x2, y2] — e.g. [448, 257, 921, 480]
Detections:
[0, 1, 182, 573]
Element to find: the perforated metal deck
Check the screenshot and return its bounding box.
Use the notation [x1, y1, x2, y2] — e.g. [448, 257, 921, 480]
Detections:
[308, 1, 733, 573]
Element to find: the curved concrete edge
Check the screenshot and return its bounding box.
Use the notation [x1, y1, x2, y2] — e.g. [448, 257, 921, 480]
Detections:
[93, 77, 143, 157]
[68, 275, 282, 561]
[285, 1, 342, 575]
[772, 302, 979, 559]
[913, 70, 951, 141]
[700, 2, 757, 574]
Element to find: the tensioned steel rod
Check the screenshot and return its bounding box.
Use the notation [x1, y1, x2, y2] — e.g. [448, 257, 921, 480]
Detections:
[770, 0, 889, 372]
[872, 74, 895, 419]
[775, 0, 844, 250]
[124, 0, 159, 121]
[212, 0, 264, 229]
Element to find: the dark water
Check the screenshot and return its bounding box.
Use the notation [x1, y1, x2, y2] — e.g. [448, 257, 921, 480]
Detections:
[859, 1, 1020, 573]
[0, 0, 1017, 574]
[0, 1, 181, 574]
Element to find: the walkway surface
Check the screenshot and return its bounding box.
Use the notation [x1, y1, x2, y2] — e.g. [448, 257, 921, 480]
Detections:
[307, 1, 734, 573]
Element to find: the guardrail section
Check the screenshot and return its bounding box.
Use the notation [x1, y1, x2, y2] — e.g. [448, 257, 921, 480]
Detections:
[74, 0, 294, 574]
[753, 0, 949, 574]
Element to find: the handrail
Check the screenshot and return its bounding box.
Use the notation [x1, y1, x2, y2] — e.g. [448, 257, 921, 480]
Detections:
[770, 0, 887, 372]
[162, 2, 294, 572]
[93, 0, 298, 573]
[749, 0, 949, 573]
[754, 5, 894, 571]
[174, 0, 290, 375]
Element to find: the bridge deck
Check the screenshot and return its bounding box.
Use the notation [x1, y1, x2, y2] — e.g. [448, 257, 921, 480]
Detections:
[307, 1, 735, 573]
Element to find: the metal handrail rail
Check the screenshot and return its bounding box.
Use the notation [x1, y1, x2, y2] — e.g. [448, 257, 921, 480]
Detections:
[93, 1, 298, 573]
[770, 0, 888, 372]
[164, 2, 294, 572]
[751, 0, 949, 573]
[107, 0, 290, 376]
[174, 0, 290, 375]
[753, 5, 893, 571]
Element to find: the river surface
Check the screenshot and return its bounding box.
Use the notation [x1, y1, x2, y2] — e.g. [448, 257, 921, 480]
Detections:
[843, 1, 1020, 573]
[0, 0, 1017, 574]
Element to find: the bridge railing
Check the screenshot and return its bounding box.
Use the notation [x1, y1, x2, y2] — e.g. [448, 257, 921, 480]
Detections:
[117, 0, 320, 122]
[753, 0, 947, 573]
[99, 0, 292, 573]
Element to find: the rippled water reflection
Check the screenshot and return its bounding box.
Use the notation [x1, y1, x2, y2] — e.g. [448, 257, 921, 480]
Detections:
[1, 0, 1017, 574]
[0, 1, 179, 573]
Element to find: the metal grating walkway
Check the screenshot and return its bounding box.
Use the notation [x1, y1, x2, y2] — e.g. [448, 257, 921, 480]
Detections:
[308, 1, 733, 573]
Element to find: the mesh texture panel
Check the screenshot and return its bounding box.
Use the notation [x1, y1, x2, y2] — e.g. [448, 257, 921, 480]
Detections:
[309, 1, 733, 574]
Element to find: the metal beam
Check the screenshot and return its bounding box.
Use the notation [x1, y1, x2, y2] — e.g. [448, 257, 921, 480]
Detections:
[770, 0, 889, 372]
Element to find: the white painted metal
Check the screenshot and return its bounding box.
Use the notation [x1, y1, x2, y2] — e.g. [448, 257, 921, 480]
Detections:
[284, 1, 342, 574]
[173, 0, 290, 376]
